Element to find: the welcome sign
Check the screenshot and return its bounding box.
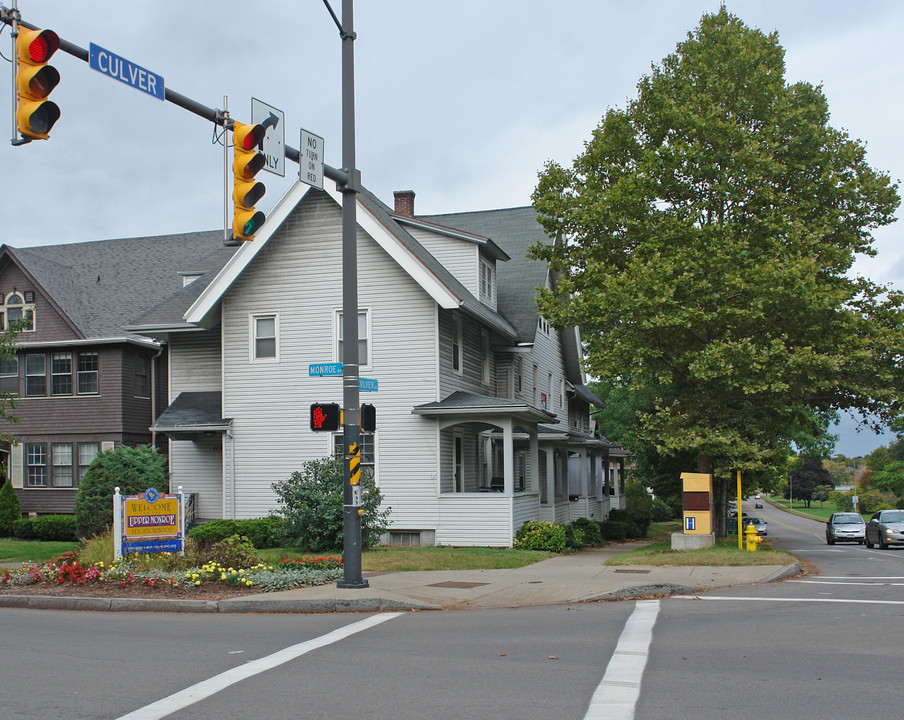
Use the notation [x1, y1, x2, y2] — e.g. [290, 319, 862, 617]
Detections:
[114, 487, 185, 559]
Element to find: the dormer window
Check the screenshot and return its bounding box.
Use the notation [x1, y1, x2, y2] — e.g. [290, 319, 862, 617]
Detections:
[479, 257, 496, 305]
[1, 291, 35, 332]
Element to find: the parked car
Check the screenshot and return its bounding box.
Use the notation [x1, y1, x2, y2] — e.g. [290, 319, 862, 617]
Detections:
[825, 512, 865, 545]
[864, 509, 904, 549]
[743, 517, 767, 536]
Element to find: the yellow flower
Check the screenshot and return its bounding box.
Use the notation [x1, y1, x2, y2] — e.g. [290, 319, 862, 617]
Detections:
[195, 580, 201, 586]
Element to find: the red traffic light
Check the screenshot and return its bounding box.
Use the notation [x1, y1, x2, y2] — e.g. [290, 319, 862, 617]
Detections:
[18, 28, 60, 64]
[310, 403, 341, 432]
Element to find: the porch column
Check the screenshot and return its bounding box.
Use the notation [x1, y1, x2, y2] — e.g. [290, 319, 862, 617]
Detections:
[545, 447, 555, 505]
[529, 429, 539, 494]
[618, 457, 626, 495]
[503, 418, 514, 495]
[589, 450, 599, 501]
[578, 447, 588, 497]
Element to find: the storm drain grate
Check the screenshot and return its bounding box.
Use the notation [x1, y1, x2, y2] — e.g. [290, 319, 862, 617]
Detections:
[428, 581, 491, 589]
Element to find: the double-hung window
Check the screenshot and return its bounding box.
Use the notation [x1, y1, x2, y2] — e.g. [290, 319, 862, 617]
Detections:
[25, 353, 46, 396]
[452, 316, 462, 374]
[479, 257, 496, 306]
[52, 352, 72, 395]
[0, 356, 17, 395]
[336, 310, 369, 367]
[25, 444, 46, 487]
[78, 443, 100, 483]
[333, 432, 375, 483]
[52, 443, 73, 487]
[251, 314, 278, 361]
[78, 352, 99, 394]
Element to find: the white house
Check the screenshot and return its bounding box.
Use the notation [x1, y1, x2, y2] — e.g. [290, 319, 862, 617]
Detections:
[132, 181, 627, 547]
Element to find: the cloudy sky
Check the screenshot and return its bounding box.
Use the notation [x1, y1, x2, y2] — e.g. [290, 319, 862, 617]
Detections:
[2, 0, 901, 455]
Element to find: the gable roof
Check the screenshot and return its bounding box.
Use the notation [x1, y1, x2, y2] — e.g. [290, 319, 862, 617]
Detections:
[183, 180, 519, 341]
[1, 231, 235, 342]
[416, 207, 551, 344]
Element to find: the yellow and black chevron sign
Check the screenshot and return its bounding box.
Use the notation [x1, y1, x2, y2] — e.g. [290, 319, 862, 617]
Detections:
[349, 442, 360, 486]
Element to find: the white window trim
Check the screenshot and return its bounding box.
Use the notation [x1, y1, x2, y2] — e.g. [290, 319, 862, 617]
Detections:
[250, 312, 279, 363]
[479, 257, 496, 306]
[452, 431, 464, 493]
[452, 315, 463, 375]
[480, 329, 491, 386]
[334, 307, 372, 371]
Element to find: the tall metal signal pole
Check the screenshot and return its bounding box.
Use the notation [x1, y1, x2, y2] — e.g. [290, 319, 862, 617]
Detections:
[328, 0, 367, 589]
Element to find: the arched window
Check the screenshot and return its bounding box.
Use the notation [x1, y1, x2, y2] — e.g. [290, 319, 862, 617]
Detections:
[1, 291, 35, 331]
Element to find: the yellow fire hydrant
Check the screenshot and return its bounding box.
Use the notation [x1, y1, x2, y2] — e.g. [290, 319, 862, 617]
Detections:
[745, 522, 762, 551]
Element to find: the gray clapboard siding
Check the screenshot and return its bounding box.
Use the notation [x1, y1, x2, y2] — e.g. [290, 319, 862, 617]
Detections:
[220, 193, 442, 522]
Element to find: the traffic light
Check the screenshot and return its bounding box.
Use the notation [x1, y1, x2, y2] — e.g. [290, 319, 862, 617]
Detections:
[360, 403, 376, 433]
[232, 121, 266, 241]
[310, 403, 341, 432]
[15, 27, 61, 141]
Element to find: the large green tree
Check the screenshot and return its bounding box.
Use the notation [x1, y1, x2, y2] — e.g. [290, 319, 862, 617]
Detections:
[531, 9, 904, 533]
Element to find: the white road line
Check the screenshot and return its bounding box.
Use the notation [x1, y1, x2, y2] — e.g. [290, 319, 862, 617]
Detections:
[116, 613, 402, 720]
[673, 596, 904, 606]
[584, 599, 660, 720]
[788, 580, 904, 587]
[816, 576, 904, 580]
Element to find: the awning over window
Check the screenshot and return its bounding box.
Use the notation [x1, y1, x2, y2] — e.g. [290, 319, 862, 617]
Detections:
[151, 391, 232, 441]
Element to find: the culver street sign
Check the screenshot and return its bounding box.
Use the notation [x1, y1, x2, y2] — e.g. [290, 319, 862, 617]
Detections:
[89, 43, 164, 100]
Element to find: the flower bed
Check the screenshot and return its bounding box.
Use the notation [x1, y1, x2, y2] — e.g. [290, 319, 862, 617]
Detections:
[1, 554, 344, 597]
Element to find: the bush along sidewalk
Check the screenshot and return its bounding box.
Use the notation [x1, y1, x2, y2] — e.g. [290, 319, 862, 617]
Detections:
[1, 553, 344, 593]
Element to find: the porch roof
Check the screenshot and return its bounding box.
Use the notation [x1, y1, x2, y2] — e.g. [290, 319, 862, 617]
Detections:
[151, 391, 232, 440]
[412, 391, 556, 425]
[537, 423, 610, 449]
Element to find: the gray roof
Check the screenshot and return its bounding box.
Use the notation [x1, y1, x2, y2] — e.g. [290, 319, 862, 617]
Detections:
[357, 189, 519, 341]
[2, 231, 236, 341]
[417, 207, 550, 344]
[151, 391, 231, 437]
[412, 390, 557, 425]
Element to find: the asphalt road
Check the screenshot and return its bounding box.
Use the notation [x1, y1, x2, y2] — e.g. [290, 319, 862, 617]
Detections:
[2, 504, 901, 720]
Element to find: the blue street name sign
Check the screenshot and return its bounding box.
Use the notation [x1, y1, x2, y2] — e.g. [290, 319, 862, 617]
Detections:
[89, 43, 165, 100]
[309, 362, 343, 377]
[359, 378, 378, 392]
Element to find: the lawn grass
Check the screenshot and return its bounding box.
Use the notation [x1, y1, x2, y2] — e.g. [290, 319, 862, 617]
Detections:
[764, 497, 865, 522]
[257, 545, 554, 572]
[604, 536, 795, 567]
[0, 538, 79, 564]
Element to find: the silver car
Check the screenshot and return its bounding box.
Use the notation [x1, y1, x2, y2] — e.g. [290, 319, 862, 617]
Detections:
[864, 509, 904, 549]
[826, 512, 865, 545]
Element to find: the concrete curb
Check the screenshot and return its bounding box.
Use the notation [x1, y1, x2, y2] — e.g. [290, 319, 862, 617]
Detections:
[0, 594, 435, 614]
[758, 562, 802, 584]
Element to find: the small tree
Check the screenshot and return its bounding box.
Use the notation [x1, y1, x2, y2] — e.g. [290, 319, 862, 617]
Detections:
[74, 445, 168, 539]
[272, 456, 390, 553]
[0, 476, 21, 536]
[787, 457, 831, 508]
[813, 484, 834, 508]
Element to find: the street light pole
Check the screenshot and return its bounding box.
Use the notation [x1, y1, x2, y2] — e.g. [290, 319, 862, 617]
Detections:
[333, 0, 367, 589]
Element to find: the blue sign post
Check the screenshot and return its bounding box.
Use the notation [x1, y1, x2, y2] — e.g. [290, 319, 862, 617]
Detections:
[89, 43, 165, 100]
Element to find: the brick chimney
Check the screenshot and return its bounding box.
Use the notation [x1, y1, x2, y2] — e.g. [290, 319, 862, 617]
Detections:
[393, 190, 416, 217]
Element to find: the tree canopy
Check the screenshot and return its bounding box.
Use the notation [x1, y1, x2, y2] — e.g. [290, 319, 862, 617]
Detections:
[531, 9, 903, 528]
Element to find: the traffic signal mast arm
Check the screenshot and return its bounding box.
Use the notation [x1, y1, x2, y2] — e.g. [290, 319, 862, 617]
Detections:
[1, 10, 353, 186]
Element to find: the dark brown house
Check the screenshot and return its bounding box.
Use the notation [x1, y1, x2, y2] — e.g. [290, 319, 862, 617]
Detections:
[0, 232, 236, 515]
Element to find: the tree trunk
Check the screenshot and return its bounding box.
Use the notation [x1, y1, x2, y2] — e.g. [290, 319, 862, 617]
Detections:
[698, 455, 725, 537]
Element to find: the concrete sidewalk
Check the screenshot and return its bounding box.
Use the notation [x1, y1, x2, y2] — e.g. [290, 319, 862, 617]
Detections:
[0, 545, 800, 613]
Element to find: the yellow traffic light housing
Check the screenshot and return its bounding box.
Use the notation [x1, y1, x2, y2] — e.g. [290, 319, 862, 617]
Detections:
[16, 27, 61, 141]
[232, 121, 267, 241]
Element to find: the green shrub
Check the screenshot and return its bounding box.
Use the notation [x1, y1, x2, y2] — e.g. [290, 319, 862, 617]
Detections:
[195, 534, 258, 569]
[13, 517, 36, 539]
[513, 521, 566, 552]
[564, 525, 584, 549]
[272, 456, 390, 553]
[74, 445, 168, 539]
[600, 520, 630, 541]
[188, 517, 285, 550]
[188, 519, 240, 546]
[31, 514, 78, 541]
[650, 498, 674, 522]
[571, 517, 603, 547]
[236, 517, 285, 549]
[0, 477, 22, 536]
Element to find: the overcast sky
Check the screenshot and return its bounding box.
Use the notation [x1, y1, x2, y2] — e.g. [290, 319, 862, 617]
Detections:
[2, 0, 901, 456]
